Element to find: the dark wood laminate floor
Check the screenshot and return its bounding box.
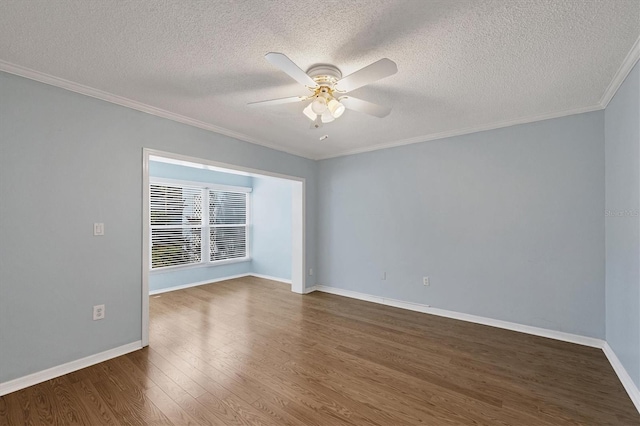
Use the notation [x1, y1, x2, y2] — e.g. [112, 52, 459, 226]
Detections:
[1, 277, 638, 425]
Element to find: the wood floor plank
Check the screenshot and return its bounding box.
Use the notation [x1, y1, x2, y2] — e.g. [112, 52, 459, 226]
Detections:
[91, 367, 170, 426]
[0, 392, 25, 426]
[0, 393, 8, 426]
[143, 385, 203, 425]
[140, 347, 210, 400]
[30, 381, 63, 425]
[1, 277, 638, 424]
[46, 377, 94, 425]
[210, 346, 386, 425]
[128, 348, 226, 426]
[185, 349, 332, 426]
[16, 388, 38, 426]
[71, 379, 120, 426]
[250, 397, 305, 426]
[149, 343, 264, 405]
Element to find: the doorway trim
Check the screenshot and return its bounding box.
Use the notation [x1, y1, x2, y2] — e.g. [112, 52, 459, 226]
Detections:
[142, 148, 306, 346]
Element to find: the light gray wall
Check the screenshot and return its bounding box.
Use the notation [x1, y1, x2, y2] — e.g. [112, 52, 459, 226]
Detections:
[0, 71, 317, 383]
[318, 111, 606, 338]
[148, 161, 253, 292]
[251, 176, 293, 280]
[605, 61, 640, 388]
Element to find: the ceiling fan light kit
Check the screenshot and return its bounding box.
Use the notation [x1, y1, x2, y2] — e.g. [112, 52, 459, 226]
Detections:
[249, 53, 397, 130]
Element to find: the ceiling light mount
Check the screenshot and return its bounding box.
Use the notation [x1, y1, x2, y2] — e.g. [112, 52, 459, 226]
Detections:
[307, 64, 342, 88]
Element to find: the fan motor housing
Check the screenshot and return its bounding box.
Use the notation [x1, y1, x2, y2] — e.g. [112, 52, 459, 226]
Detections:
[307, 64, 342, 88]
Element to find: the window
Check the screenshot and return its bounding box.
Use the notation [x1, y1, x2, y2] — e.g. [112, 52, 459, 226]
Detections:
[150, 179, 249, 270]
[209, 191, 247, 261]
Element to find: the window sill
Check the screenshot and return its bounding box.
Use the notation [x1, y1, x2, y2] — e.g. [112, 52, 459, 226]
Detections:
[150, 257, 251, 274]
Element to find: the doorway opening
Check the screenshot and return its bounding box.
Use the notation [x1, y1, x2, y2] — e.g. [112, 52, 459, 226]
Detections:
[141, 148, 305, 346]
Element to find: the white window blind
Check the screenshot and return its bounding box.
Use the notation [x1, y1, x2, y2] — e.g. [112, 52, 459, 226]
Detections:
[209, 191, 247, 261]
[150, 181, 249, 270]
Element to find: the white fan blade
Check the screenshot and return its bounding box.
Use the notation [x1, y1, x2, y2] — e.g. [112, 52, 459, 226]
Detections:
[335, 58, 397, 92]
[248, 96, 306, 107]
[265, 52, 318, 88]
[339, 96, 391, 118]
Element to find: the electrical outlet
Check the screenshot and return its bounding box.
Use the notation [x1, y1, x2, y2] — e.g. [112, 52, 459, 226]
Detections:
[93, 304, 105, 320]
[93, 223, 104, 236]
[309, 268, 313, 276]
[382, 272, 387, 280]
[423, 276, 430, 286]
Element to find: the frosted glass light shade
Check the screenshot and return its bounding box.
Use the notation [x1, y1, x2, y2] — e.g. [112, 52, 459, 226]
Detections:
[311, 96, 328, 114]
[303, 103, 316, 121]
[321, 111, 335, 123]
[328, 98, 345, 118]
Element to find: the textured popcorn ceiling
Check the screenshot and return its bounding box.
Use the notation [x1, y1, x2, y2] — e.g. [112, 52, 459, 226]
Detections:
[0, 0, 638, 159]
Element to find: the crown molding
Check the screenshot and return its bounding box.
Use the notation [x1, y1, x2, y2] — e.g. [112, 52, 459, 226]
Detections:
[3, 33, 638, 163]
[315, 103, 603, 160]
[599, 34, 640, 108]
[0, 60, 314, 160]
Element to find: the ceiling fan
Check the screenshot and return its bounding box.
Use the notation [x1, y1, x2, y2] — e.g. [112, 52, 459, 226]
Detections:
[248, 53, 397, 129]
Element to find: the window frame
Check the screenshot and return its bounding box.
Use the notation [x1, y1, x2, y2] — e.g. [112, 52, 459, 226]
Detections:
[149, 177, 251, 272]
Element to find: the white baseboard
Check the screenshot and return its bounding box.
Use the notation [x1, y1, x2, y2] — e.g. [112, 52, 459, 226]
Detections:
[0, 341, 142, 397]
[249, 273, 292, 285]
[313, 286, 605, 348]
[149, 273, 252, 295]
[150, 273, 296, 295]
[603, 342, 640, 413]
[303, 285, 318, 294]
